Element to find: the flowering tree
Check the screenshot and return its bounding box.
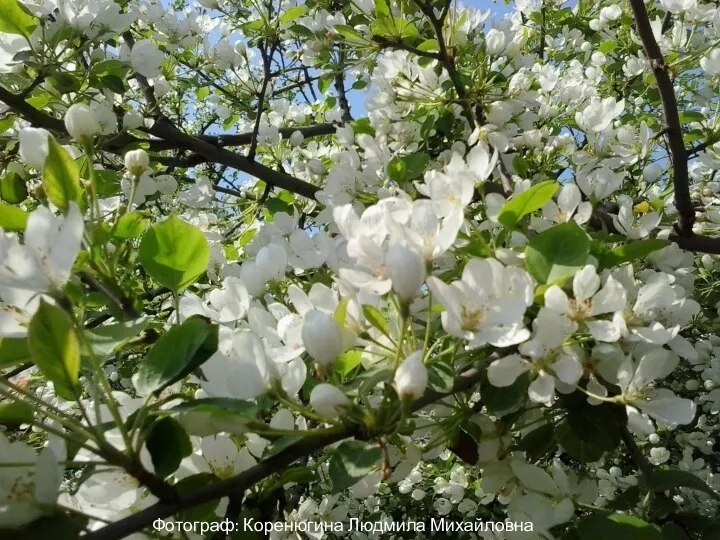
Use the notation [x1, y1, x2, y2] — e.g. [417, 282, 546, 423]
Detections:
[1, 0, 720, 537]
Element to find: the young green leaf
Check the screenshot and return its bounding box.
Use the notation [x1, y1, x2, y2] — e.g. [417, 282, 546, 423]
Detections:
[42, 137, 84, 213]
[0, 337, 31, 367]
[498, 180, 559, 227]
[525, 221, 590, 284]
[27, 300, 80, 401]
[0, 202, 28, 231]
[138, 215, 210, 292]
[135, 316, 218, 395]
[0, 0, 37, 37]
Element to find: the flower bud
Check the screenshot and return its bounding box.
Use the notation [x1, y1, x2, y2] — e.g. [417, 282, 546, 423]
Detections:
[123, 110, 144, 130]
[302, 310, 343, 366]
[309, 383, 349, 418]
[394, 351, 427, 400]
[289, 130, 304, 147]
[485, 29, 507, 56]
[124, 149, 150, 176]
[18, 127, 50, 170]
[385, 244, 425, 302]
[64, 103, 101, 142]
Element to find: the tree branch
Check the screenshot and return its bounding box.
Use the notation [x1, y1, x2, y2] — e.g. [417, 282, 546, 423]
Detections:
[334, 46, 354, 123]
[83, 366, 486, 540]
[627, 0, 693, 236]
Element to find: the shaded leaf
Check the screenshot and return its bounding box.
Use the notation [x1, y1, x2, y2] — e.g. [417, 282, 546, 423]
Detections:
[27, 300, 80, 401]
[525, 221, 590, 284]
[329, 441, 381, 493]
[135, 316, 218, 395]
[146, 416, 192, 478]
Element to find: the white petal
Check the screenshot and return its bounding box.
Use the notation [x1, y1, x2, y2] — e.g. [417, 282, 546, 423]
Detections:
[487, 354, 529, 387]
[586, 319, 622, 342]
[591, 276, 627, 315]
[510, 460, 560, 496]
[641, 390, 696, 426]
[557, 183, 581, 214]
[573, 265, 600, 303]
[544, 285, 571, 314]
[552, 353, 583, 385]
[528, 373, 555, 404]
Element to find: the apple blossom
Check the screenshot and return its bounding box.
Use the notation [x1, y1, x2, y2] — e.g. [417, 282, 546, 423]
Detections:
[301, 309, 343, 366]
[64, 103, 101, 142]
[394, 351, 428, 399]
[309, 383, 350, 418]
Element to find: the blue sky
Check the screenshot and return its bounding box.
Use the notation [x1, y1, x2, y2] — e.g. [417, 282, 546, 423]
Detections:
[343, 0, 512, 117]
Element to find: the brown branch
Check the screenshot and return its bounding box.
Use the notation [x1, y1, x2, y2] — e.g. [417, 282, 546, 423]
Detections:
[83, 366, 485, 540]
[148, 119, 319, 199]
[334, 46, 354, 123]
[248, 42, 276, 162]
[200, 123, 337, 147]
[627, 0, 693, 236]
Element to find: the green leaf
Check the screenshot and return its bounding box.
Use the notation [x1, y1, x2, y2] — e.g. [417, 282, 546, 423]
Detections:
[481, 371, 529, 416]
[0, 0, 37, 37]
[27, 300, 80, 401]
[279, 5, 306, 23]
[146, 417, 192, 478]
[47, 73, 82, 94]
[402, 152, 430, 180]
[516, 423, 555, 461]
[170, 397, 259, 417]
[84, 318, 149, 359]
[564, 394, 621, 453]
[1, 172, 28, 203]
[138, 215, 210, 292]
[512, 155, 530, 177]
[276, 466, 316, 486]
[498, 181, 559, 227]
[262, 435, 304, 460]
[135, 316, 218, 395]
[647, 470, 720, 501]
[333, 297, 350, 327]
[387, 157, 407, 182]
[42, 137, 84, 213]
[1, 514, 89, 540]
[679, 111, 704, 124]
[351, 117, 375, 136]
[662, 523, 690, 540]
[556, 421, 605, 463]
[329, 441, 381, 493]
[334, 24, 366, 43]
[0, 337, 31, 367]
[175, 473, 220, 522]
[525, 221, 590, 284]
[362, 304, 390, 337]
[601, 239, 670, 267]
[598, 41, 618, 54]
[113, 211, 149, 239]
[335, 349, 362, 376]
[374, 0, 389, 18]
[575, 513, 663, 540]
[427, 359, 454, 393]
[417, 39, 439, 52]
[0, 202, 28, 231]
[0, 401, 34, 427]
